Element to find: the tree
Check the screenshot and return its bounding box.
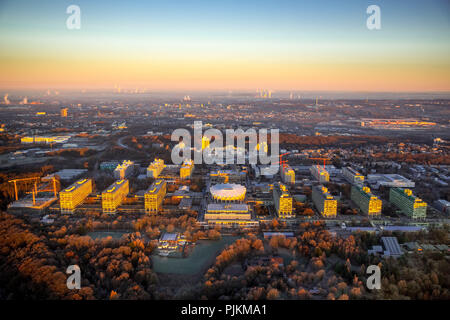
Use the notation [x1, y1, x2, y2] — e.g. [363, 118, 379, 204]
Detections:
[110, 290, 119, 300]
[267, 288, 280, 300]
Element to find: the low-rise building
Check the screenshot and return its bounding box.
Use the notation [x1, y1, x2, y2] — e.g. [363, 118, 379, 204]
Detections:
[204, 203, 257, 228]
[381, 237, 403, 257]
[342, 167, 365, 185]
[433, 199, 450, 214]
[100, 161, 120, 171]
[367, 174, 415, 189]
[210, 169, 246, 184]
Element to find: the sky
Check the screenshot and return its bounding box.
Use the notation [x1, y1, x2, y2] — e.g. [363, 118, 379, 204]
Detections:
[0, 0, 449, 92]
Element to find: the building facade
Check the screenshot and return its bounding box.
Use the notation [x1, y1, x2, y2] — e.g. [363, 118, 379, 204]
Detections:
[351, 185, 382, 217]
[281, 165, 295, 184]
[312, 185, 337, 218]
[389, 188, 427, 219]
[273, 182, 294, 218]
[210, 169, 247, 184]
[147, 158, 165, 178]
[114, 160, 135, 179]
[342, 167, 365, 185]
[204, 203, 257, 228]
[310, 165, 329, 183]
[145, 179, 167, 213]
[180, 159, 194, 179]
[59, 178, 92, 213]
[102, 179, 129, 214]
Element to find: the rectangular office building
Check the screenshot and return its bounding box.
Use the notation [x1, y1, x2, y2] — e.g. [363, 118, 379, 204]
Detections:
[204, 203, 257, 228]
[180, 159, 194, 179]
[389, 188, 427, 219]
[59, 178, 92, 213]
[342, 167, 365, 185]
[273, 182, 294, 218]
[102, 179, 129, 214]
[312, 185, 337, 218]
[351, 185, 382, 217]
[147, 159, 165, 178]
[145, 179, 167, 213]
[310, 165, 329, 183]
[114, 160, 135, 179]
[281, 165, 295, 184]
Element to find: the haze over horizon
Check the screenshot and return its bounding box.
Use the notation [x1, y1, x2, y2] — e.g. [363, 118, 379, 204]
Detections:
[1, 0, 449, 92]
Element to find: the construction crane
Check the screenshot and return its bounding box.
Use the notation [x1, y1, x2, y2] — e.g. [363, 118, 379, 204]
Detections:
[8, 176, 40, 201]
[272, 152, 290, 174]
[8, 175, 59, 205]
[309, 157, 330, 170]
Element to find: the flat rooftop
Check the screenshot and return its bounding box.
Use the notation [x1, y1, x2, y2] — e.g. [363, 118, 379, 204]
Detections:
[146, 179, 166, 194]
[382, 237, 403, 256]
[103, 179, 128, 194]
[207, 203, 249, 212]
[345, 167, 362, 175]
[54, 169, 87, 180]
[62, 178, 91, 193]
[160, 233, 179, 241]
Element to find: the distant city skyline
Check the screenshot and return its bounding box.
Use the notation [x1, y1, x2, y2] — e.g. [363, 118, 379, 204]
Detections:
[0, 0, 449, 91]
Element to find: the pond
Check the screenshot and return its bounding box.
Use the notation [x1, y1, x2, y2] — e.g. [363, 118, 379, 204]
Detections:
[152, 236, 239, 275]
[87, 230, 130, 240]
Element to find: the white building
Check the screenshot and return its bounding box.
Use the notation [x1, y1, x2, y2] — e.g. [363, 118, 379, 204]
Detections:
[367, 174, 415, 189]
[114, 160, 135, 179]
[310, 165, 329, 183]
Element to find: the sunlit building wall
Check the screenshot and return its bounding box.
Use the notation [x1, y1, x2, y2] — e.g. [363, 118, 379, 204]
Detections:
[310, 165, 329, 183]
[204, 203, 257, 228]
[312, 185, 337, 218]
[281, 165, 295, 184]
[145, 179, 167, 213]
[351, 185, 382, 217]
[343, 167, 365, 185]
[59, 178, 92, 213]
[202, 136, 210, 150]
[147, 158, 165, 178]
[180, 159, 194, 179]
[101, 179, 129, 214]
[273, 182, 294, 218]
[114, 160, 135, 179]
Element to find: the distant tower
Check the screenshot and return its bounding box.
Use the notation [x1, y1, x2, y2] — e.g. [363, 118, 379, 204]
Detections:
[61, 108, 68, 117]
[3, 94, 10, 104]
